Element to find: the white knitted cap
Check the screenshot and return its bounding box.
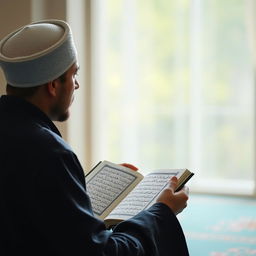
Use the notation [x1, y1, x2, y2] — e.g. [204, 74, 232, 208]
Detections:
[0, 19, 77, 87]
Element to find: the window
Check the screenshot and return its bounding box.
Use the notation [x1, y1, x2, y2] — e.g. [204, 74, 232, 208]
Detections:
[90, 0, 256, 195]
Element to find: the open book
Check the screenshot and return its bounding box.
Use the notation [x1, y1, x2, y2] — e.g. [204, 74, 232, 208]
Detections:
[86, 160, 194, 228]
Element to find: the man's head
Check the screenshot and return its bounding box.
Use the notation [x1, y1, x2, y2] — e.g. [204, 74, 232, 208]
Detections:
[0, 19, 79, 121]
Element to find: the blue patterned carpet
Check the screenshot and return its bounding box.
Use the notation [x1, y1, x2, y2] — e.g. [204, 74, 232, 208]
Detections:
[179, 194, 256, 256]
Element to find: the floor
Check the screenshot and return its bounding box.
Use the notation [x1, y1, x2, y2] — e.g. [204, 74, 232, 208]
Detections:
[179, 194, 256, 256]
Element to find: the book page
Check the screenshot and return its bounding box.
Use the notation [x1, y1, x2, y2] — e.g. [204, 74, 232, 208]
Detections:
[105, 169, 184, 222]
[86, 161, 143, 219]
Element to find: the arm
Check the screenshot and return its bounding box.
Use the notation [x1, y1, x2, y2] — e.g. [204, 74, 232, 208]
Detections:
[36, 151, 189, 256]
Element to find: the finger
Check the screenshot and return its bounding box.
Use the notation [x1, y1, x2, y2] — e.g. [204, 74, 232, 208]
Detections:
[120, 163, 138, 171]
[168, 176, 178, 191]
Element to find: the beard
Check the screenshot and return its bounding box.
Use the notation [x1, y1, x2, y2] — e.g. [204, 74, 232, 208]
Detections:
[50, 103, 70, 122]
[50, 88, 73, 122]
[56, 110, 70, 122]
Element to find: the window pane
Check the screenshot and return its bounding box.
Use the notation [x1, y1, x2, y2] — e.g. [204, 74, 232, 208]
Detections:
[91, 0, 255, 194]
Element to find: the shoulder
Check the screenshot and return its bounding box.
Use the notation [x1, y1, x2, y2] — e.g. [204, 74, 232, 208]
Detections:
[37, 126, 73, 152]
[32, 126, 85, 185]
[16, 118, 73, 159]
[25, 124, 84, 174]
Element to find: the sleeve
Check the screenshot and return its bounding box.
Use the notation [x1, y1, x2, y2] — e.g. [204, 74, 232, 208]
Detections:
[34, 150, 189, 256]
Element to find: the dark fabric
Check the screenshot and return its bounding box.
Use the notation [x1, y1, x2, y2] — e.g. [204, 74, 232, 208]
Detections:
[0, 95, 189, 256]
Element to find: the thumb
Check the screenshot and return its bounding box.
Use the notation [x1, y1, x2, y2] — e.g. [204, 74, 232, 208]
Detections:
[169, 176, 178, 191]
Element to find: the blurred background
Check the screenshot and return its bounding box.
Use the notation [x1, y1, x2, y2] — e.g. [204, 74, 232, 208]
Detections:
[1, 1, 256, 255]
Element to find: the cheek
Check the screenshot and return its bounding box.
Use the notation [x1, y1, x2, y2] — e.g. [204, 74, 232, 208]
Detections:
[70, 80, 77, 93]
[67, 85, 75, 103]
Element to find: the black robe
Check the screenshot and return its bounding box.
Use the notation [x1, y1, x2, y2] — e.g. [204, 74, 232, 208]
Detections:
[0, 95, 189, 256]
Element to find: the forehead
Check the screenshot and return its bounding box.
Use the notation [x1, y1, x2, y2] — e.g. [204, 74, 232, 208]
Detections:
[67, 62, 79, 74]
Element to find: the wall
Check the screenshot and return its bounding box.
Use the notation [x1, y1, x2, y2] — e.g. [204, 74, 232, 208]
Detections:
[0, 0, 91, 170]
[0, 0, 32, 96]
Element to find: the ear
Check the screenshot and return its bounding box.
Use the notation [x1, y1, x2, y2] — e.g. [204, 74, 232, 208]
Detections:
[46, 80, 59, 97]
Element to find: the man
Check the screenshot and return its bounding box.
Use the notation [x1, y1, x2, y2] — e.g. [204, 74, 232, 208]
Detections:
[0, 19, 189, 255]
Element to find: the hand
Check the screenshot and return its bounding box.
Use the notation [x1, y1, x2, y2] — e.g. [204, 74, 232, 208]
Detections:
[120, 163, 138, 171]
[156, 176, 189, 215]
